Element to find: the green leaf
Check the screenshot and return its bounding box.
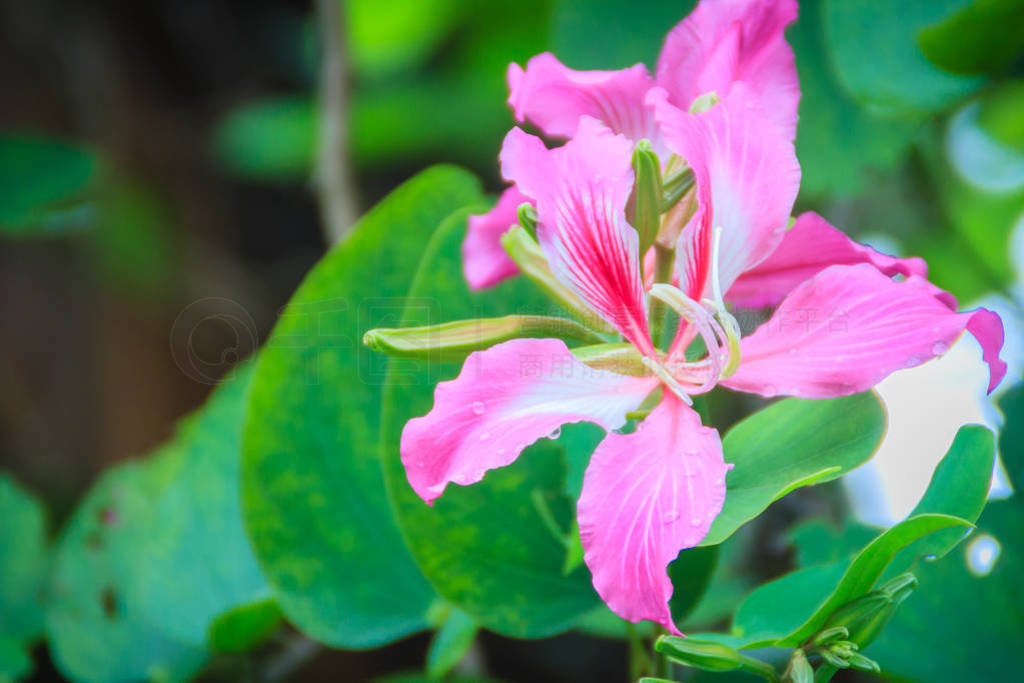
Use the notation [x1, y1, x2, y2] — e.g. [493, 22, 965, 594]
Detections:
[979, 81, 1024, 152]
[0, 475, 48, 682]
[347, 0, 465, 79]
[700, 393, 886, 546]
[669, 546, 720, 625]
[918, 0, 1024, 75]
[379, 209, 601, 638]
[733, 514, 971, 648]
[242, 166, 482, 647]
[45, 455, 207, 683]
[791, 0, 919, 197]
[865, 486, 1024, 678]
[211, 96, 316, 180]
[207, 599, 282, 654]
[0, 134, 100, 235]
[822, 0, 984, 115]
[126, 364, 272, 647]
[551, 0, 693, 70]
[426, 608, 479, 679]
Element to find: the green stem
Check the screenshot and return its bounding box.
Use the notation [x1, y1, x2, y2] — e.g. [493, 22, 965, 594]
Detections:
[627, 623, 650, 681]
[813, 663, 840, 683]
[648, 244, 675, 346]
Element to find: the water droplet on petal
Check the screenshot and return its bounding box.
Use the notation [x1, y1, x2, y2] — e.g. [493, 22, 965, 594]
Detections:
[787, 348, 797, 356]
[663, 510, 680, 524]
[478, 432, 490, 441]
[690, 514, 703, 526]
[931, 341, 949, 355]
[471, 401, 486, 415]
[762, 384, 778, 397]
[472, 468, 485, 480]
[548, 427, 561, 439]
[905, 356, 921, 368]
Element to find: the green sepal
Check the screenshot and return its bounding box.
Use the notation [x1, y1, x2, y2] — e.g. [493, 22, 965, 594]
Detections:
[364, 314, 605, 362]
[626, 139, 662, 255]
[501, 225, 617, 335]
[660, 166, 695, 213]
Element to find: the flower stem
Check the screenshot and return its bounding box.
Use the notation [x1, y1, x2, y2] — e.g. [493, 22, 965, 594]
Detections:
[648, 244, 675, 347]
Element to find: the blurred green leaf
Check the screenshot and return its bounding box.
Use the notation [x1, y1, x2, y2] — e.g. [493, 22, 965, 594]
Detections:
[0, 134, 100, 236]
[733, 514, 969, 648]
[551, 0, 692, 69]
[241, 166, 482, 648]
[791, 0, 919, 197]
[0, 474, 48, 682]
[379, 209, 601, 638]
[979, 81, 1024, 153]
[918, 0, 1024, 75]
[88, 180, 177, 299]
[700, 393, 886, 546]
[823, 0, 984, 115]
[206, 599, 282, 654]
[46, 454, 207, 683]
[348, 0, 465, 79]
[127, 364, 272, 648]
[426, 608, 479, 679]
[212, 97, 316, 180]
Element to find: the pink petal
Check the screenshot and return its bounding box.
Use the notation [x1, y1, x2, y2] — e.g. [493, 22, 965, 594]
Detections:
[727, 212, 929, 309]
[578, 393, 729, 634]
[500, 119, 654, 353]
[507, 53, 660, 146]
[401, 338, 658, 504]
[655, 0, 800, 139]
[463, 186, 531, 290]
[649, 85, 800, 302]
[722, 264, 1008, 399]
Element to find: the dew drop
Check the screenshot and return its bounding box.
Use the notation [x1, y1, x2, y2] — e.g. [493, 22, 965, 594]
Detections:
[472, 468, 485, 480]
[690, 514, 703, 526]
[548, 427, 562, 440]
[471, 401, 486, 415]
[663, 510, 680, 524]
[787, 348, 797, 356]
[905, 356, 921, 368]
[762, 384, 778, 397]
[931, 341, 949, 355]
[478, 432, 491, 442]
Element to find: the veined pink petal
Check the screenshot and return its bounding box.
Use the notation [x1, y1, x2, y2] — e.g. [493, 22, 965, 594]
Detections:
[507, 53, 660, 147]
[401, 338, 658, 504]
[655, 0, 799, 139]
[578, 393, 729, 634]
[650, 85, 800, 303]
[722, 264, 1008, 399]
[500, 119, 654, 353]
[463, 186, 530, 290]
[727, 212, 929, 309]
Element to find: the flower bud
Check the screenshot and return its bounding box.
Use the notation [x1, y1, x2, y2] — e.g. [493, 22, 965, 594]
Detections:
[364, 315, 603, 362]
[626, 140, 662, 255]
[517, 202, 538, 240]
[655, 636, 777, 680]
[784, 649, 813, 683]
[812, 626, 849, 647]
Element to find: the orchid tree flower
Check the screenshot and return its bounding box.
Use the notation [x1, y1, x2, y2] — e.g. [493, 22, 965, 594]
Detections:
[465, 0, 800, 289]
[366, 89, 1006, 635]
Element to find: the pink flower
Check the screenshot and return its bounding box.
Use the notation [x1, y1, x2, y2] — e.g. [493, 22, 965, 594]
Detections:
[398, 90, 1006, 633]
[465, 0, 801, 289]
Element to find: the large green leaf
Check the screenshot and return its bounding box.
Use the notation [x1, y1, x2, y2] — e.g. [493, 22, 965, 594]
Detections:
[46, 454, 207, 683]
[379, 210, 602, 638]
[0, 134, 100, 235]
[791, 0, 918, 197]
[126, 364, 272, 647]
[241, 166, 482, 647]
[700, 393, 886, 546]
[733, 514, 970, 648]
[865, 389, 1024, 679]
[551, 0, 691, 69]
[0, 474, 48, 681]
[918, 0, 1024, 75]
[822, 0, 984, 115]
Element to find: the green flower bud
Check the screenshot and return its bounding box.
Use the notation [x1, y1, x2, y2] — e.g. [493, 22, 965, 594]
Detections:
[846, 652, 881, 673]
[784, 649, 813, 683]
[626, 140, 662, 255]
[819, 649, 849, 669]
[572, 343, 649, 376]
[364, 315, 604, 362]
[655, 636, 778, 680]
[812, 626, 849, 647]
[517, 202, 538, 240]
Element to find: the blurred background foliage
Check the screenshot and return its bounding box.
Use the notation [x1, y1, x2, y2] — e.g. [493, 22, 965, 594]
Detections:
[1, 0, 1022, 681]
